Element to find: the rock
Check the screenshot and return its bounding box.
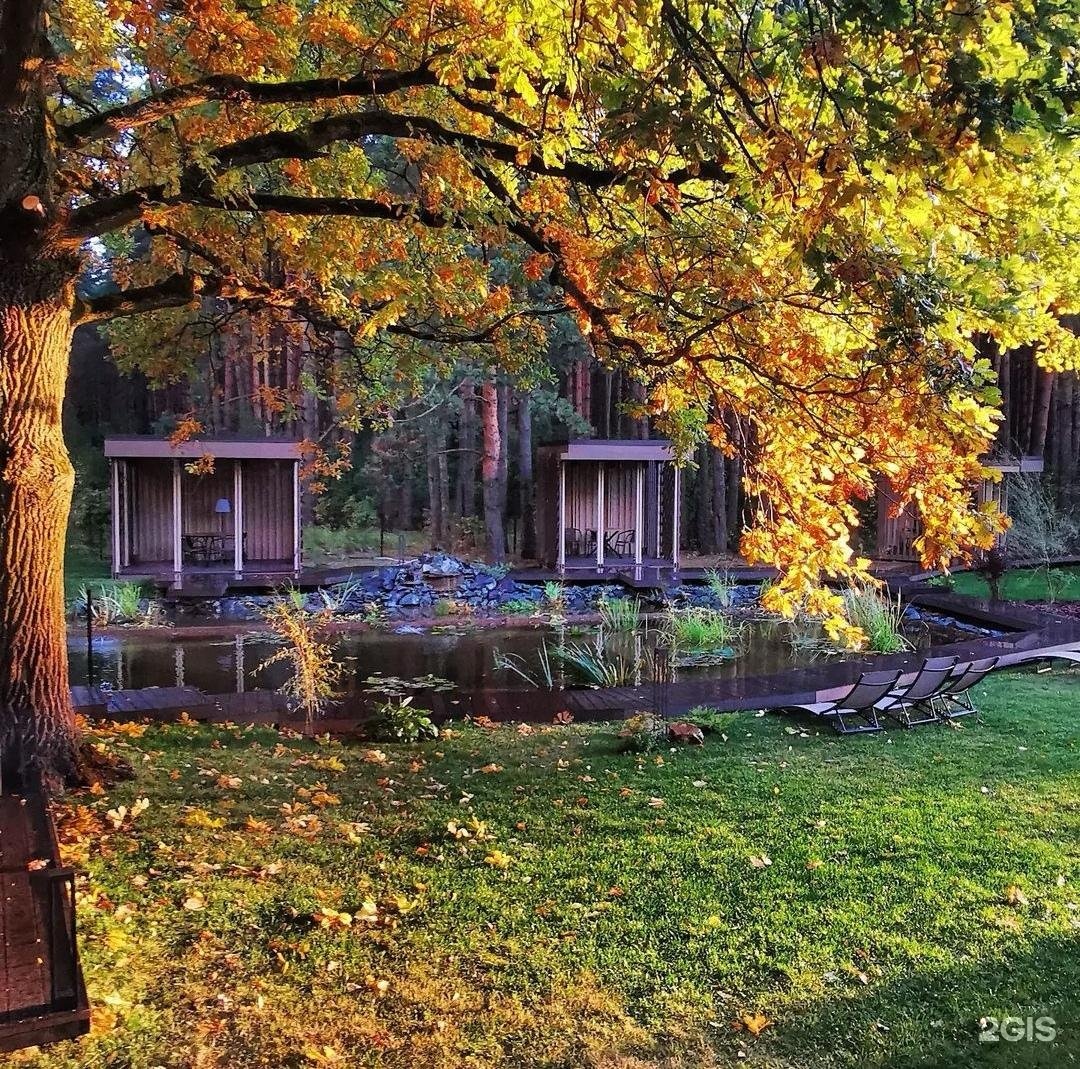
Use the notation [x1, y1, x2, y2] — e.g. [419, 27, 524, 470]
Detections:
[667, 722, 705, 745]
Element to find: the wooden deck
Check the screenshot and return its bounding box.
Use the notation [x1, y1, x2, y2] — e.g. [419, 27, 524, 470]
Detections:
[0, 772, 89, 1053]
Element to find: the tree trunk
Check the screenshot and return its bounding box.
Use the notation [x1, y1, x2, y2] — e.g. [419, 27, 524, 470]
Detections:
[480, 380, 506, 562]
[1028, 369, 1055, 458]
[0, 257, 80, 781]
[695, 445, 713, 553]
[518, 394, 536, 559]
[1, 33, 83, 781]
[458, 379, 477, 519]
[711, 446, 728, 554]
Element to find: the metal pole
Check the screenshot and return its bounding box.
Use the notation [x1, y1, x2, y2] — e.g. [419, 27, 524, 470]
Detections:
[85, 586, 94, 688]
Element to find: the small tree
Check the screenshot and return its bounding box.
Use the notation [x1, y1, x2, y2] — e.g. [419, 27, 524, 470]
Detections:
[258, 597, 342, 733]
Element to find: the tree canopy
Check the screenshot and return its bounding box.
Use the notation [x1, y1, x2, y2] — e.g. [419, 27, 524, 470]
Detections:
[17, 0, 1080, 634]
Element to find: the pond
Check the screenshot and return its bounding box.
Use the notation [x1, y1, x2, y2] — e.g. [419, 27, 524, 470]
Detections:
[68, 609, 990, 720]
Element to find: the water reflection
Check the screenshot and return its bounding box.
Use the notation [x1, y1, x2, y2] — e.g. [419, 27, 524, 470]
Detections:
[68, 612, 967, 702]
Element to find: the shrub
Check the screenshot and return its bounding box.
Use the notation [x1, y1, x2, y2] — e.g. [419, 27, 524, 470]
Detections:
[369, 696, 438, 742]
[543, 581, 567, 613]
[1006, 473, 1080, 563]
[501, 598, 538, 616]
[617, 712, 667, 753]
[258, 598, 342, 729]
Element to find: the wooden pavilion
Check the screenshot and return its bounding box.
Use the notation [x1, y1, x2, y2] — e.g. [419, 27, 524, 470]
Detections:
[105, 436, 304, 588]
[876, 455, 1045, 561]
[535, 439, 681, 576]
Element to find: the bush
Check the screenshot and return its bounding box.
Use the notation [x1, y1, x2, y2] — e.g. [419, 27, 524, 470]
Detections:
[369, 696, 439, 742]
[617, 712, 667, 753]
[1006, 473, 1080, 563]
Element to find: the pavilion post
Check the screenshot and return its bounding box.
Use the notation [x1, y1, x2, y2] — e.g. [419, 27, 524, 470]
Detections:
[110, 458, 121, 578]
[634, 462, 644, 567]
[671, 463, 681, 570]
[556, 460, 566, 573]
[595, 463, 605, 571]
[233, 460, 244, 579]
[172, 460, 183, 582]
[292, 460, 302, 577]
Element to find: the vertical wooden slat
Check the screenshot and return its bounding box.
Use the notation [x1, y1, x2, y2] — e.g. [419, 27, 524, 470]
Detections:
[557, 460, 566, 572]
[110, 459, 121, 577]
[596, 463, 605, 569]
[233, 460, 243, 576]
[293, 460, 301, 575]
[634, 462, 644, 565]
[172, 461, 182, 579]
[672, 463, 681, 569]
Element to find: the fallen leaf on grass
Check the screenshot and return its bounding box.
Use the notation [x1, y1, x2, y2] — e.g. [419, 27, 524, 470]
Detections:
[806, 859, 824, 870]
[749, 855, 773, 869]
[312, 907, 352, 930]
[216, 774, 242, 789]
[484, 850, 513, 869]
[739, 1011, 772, 1036]
[1004, 884, 1029, 907]
[183, 892, 206, 911]
[479, 763, 503, 774]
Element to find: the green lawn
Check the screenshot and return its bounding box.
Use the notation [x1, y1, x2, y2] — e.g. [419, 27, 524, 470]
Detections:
[23, 670, 1080, 1068]
[63, 544, 112, 602]
[934, 565, 1080, 602]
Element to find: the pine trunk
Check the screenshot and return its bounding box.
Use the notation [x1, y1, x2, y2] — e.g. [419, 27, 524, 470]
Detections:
[518, 395, 536, 560]
[480, 380, 506, 562]
[0, 256, 80, 781]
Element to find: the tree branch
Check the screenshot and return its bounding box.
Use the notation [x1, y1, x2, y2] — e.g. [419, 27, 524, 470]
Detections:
[57, 64, 498, 144]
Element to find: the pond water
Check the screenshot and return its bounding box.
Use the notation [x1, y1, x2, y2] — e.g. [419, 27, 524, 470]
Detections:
[68, 610, 985, 718]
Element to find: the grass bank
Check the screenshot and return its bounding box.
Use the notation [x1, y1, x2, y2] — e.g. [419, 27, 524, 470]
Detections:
[935, 565, 1080, 602]
[21, 670, 1080, 1067]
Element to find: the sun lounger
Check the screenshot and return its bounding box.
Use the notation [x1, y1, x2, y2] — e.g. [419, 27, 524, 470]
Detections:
[928, 656, 999, 719]
[878, 656, 960, 728]
[785, 670, 902, 734]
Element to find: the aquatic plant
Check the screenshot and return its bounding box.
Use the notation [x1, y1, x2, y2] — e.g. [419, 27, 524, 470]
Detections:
[553, 639, 641, 687]
[493, 642, 557, 689]
[663, 605, 739, 652]
[598, 596, 641, 632]
[705, 568, 736, 609]
[258, 598, 342, 729]
[80, 581, 158, 626]
[841, 582, 911, 653]
[543, 581, 567, 613]
[316, 576, 367, 614]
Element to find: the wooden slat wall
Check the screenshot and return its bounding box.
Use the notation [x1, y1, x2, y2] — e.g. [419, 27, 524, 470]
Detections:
[565, 462, 639, 536]
[181, 466, 233, 537]
[243, 460, 294, 562]
[129, 460, 173, 563]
